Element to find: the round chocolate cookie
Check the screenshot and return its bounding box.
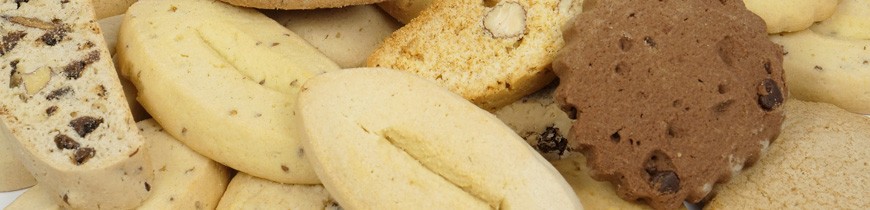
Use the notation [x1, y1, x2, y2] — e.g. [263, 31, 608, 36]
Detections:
[553, 0, 786, 209]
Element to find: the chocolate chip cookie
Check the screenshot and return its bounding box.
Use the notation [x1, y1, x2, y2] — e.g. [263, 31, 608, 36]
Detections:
[554, 0, 786, 209]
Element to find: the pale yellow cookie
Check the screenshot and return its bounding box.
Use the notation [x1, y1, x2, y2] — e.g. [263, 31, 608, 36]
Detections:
[769, 30, 870, 114]
[217, 173, 340, 210]
[218, 0, 386, 10]
[268, 5, 401, 68]
[706, 100, 870, 209]
[811, 0, 870, 40]
[118, 0, 340, 184]
[298, 68, 582, 209]
[743, 0, 839, 33]
[93, 0, 137, 19]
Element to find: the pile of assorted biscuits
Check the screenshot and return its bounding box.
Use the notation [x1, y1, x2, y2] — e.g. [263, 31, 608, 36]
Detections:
[0, 0, 867, 209]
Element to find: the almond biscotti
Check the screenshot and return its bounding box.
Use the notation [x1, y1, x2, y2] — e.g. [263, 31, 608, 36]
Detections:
[0, 0, 152, 209]
[367, 0, 582, 110]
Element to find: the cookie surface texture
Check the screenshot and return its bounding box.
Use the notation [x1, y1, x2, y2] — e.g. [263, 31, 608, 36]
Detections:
[368, 0, 579, 110]
[218, 0, 387, 9]
[554, 0, 786, 209]
[0, 0, 152, 209]
[811, 0, 870, 40]
[706, 100, 870, 209]
[217, 173, 339, 210]
[769, 30, 870, 114]
[118, 0, 340, 184]
[298, 68, 582, 209]
[268, 5, 401, 68]
[743, 0, 839, 33]
[0, 133, 35, 192]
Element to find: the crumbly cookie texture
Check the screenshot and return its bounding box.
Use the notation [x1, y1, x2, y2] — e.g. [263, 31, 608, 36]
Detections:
[217, 173, 340, 210]
[0, 0, 151, 209]
[118, 0, 340, 184]
[298, 68, 582, 209]
[555, 0, 785, 209]
[367, 0, 580, 110]
[706, 100, 870, 209]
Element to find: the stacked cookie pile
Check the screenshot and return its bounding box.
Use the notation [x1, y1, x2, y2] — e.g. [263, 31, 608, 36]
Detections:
[0, 0, 867, 209]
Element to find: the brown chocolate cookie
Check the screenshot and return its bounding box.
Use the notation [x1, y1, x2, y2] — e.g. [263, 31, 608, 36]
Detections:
[553, 0, 786, 209]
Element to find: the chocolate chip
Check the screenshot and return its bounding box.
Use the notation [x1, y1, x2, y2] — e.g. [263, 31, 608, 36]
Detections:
[63, 50, 100, 80]
[54, 134, 79, 150]
[69, 116, 104, 137]
[536, 126, 568, 155]
[46, 106, 58, 116]
[46, 87, 73, 100]
[40, 28, 66, 46]
[1, 31, 27, 56]
[72, 147, 95, 165]
[757, 79, 783, 111]
[649, 170, 680, 194]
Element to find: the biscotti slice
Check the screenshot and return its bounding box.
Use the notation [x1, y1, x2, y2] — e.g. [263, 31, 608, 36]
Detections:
[218, 0, 386, 10]
[267, 5, 401, 68]
[0, 0, 152, 209]
[0, 134, 35, 192]
[7, 119, 231, 210]
[367, 0, 581, 110]
[118, 0, 340, 184]
[706, 100, 870, 209]
[217, 173, 339, 210]
[298, 68, 582, 209]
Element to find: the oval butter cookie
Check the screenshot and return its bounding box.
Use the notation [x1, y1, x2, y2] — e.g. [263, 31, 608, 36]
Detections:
[217, 173, 340, 210]
[743, 0, 839, 33]
[811, 0, 870, 40]
[118, 0, 340, 184]
[218, 0, 386, 10]
[297, 68, 582, 209]
[706, 100, 870, 209]
[770, 30, 870, 114]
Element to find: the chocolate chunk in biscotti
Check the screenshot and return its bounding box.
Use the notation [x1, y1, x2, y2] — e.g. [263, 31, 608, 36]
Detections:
[553, 0, 787, 209]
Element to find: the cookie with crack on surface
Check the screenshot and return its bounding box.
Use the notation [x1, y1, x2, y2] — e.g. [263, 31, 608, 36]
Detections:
[554, 0, 786, 209]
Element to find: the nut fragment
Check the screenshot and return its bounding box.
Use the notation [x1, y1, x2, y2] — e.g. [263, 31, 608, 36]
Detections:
[483, 1, 526, 39]
[4, 16, 55, 30]
[62, 50, 101, 80]
[22, 66, 52, 95]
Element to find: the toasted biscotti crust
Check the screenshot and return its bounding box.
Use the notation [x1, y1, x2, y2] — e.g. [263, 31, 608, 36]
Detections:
[706, 100, 870, 209]
[367, 0, 579, 110]
[218, 0, 386, 9]
[0, 0, 152, 209]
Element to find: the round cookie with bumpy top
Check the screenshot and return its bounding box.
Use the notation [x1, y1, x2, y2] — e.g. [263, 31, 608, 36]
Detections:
[554, 0, 786, 209]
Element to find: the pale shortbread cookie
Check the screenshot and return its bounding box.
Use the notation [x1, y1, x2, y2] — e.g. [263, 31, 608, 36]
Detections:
[218, 0, 386, 9]
[7, 120, 232, 210]
[769, 30, 870, 114]
[92, 0, 137, 19]
[298, 68, 582, 209]
[811, 0, 870, 40]
[268, 5, 401, 68]
[367, 0, 581, 110]
[706, 100, 870, 209]
[118, 0, 340, 184]
[0, 0, 152, 209]
[97, 15, 150, 122]
[217, 173, 340, 210]
[0, 134, 35, 192]
[743, 0, 839, 33]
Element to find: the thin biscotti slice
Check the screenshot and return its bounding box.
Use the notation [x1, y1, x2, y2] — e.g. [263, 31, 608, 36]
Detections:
[367, 0, 580, 110]
[298, 68, 582, 209]
[0, 0, 152, 209]
[0, 133, 35, 192]
[217, 173, 339, 210]
[7, 119, 231, 210]
[118, 0, 340, 184]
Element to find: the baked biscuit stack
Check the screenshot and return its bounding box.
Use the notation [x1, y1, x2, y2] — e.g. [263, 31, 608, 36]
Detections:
[1, 0, 867, 209]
